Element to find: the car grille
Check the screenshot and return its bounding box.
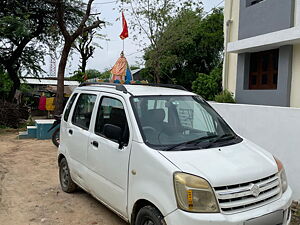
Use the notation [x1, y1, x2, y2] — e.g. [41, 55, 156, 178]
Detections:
[214, 173, 282, 214]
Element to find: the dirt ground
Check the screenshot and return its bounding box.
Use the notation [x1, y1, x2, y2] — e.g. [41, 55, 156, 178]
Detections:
[0, 132, 299, 225]
[0, 132, 127, 225]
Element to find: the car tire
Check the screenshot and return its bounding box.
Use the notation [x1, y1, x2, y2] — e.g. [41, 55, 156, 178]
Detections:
[59, 158, 77, 193]
[135, 205, 166, 225]
[52, 127, 60, 147]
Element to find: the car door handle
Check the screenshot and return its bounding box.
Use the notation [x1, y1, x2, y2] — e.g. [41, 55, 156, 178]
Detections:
[68, 129, 73, 135]
[91, 141, 99, 148]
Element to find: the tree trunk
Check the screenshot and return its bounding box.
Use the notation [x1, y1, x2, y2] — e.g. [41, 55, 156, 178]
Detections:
[54, 42, 72, 115]
[6, 65, 21, 102]
[81, 59, 87, 74]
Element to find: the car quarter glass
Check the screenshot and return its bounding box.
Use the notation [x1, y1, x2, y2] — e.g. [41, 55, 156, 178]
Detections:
[63, 93, 78, 122]
[71, 94, 96, 130]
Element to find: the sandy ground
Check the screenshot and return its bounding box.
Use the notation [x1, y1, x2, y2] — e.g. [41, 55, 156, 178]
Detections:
[0, 132, 127, 225]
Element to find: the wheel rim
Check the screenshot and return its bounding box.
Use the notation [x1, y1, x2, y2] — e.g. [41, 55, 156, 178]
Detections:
[55, 131, 60, 145]
[60, 163, 69, 188]
[55, 133, 60, 144]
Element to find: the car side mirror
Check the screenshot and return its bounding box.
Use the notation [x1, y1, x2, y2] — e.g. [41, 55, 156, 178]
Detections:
[103, 124, 124, 149]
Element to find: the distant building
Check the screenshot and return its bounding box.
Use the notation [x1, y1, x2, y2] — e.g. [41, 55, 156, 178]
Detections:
[21, 77, 79, 95]
[131, 69, 143, 81]
[223, 0, 300, 107]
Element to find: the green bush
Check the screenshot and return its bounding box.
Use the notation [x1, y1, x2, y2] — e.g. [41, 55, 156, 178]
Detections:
[192, 67, 222, 100]
[214, 90, 235, 103]
[0, 70, 13, 99]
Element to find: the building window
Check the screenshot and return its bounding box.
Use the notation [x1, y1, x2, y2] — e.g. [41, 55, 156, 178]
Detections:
[246, 0, 264, 7]
[249, 49, 279, 90]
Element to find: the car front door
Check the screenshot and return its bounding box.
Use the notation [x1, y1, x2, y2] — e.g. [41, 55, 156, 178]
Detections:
[87, 93, 132, 217]
[67, 92, 97, 187]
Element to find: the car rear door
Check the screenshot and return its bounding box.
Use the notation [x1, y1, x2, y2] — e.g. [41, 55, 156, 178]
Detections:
[67, 92, 97, 187]
[87, 93, 132, 217]
[60, 92, 78, 152]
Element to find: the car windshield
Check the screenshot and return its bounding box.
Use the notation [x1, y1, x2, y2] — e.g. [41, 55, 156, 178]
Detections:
[131, 95, 241, 150]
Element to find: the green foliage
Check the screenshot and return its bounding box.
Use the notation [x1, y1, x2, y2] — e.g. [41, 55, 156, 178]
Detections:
[0, 0, 94, 101]
[214, 90, 236, 103]
[86, 69, 102, 79]
[20, 83, 33, 94]
[143, 8, 224, 88]
[0, 1, 58, 76]
[69, 69, 108, 82]
[130, 65, 140, 71]
[99, 70, 111, 80]
[122, 0, 203, 48]
[69, 71, 85, 83]
[192, 67, 222, 100]
[0, 68, 13, 99]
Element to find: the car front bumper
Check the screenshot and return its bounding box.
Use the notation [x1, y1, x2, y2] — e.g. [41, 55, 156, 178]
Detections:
[164, 187, 292, 225]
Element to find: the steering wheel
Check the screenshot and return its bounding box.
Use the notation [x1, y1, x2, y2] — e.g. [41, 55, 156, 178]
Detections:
[142, 126, 157, 134]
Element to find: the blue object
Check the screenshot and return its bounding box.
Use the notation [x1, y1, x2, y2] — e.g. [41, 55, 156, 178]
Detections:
[125, 68, 133, 81]
[36, 121, 56, 140]
[18, 120, 57, 140]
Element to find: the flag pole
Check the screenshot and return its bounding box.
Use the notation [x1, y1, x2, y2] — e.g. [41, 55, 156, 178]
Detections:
[123, 39, 125, 53]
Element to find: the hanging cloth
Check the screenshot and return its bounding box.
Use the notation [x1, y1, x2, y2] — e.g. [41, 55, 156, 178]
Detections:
[46, 97, 55, 111]
[110, 51, 133, 82]
[110, 52, 128, 81]
[38, 96, 47, 111]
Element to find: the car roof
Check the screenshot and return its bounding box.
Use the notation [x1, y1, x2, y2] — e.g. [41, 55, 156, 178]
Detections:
[76, 84, 196, 96]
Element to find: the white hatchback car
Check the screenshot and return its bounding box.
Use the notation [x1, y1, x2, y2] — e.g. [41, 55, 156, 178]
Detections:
[58, 83, 292, 225]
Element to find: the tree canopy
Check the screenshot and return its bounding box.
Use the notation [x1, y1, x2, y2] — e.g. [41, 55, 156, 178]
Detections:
[0, 0, 97, 102]
[0, 0, 58, 100]
[143, 8, 224, 90]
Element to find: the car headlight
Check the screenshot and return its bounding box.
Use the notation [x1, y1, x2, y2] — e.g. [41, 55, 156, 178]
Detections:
[173, 172, 219, 213]
[274, 157, 288, 193]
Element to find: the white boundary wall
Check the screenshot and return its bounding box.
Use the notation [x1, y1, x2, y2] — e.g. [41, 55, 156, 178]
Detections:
[210, 102, 300, 200]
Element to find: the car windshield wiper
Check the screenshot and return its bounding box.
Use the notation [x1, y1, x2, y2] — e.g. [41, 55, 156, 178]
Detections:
[203, 133, 236, 148]
[164, 134, 218, 151]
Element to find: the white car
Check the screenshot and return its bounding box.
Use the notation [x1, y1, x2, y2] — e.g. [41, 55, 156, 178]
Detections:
[58, 83, 292, 225]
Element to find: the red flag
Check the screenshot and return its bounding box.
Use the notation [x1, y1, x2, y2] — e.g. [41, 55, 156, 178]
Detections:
[120, 12, 129, 40]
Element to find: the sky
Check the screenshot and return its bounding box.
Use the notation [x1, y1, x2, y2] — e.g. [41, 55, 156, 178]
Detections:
[43, 0, 224, 77]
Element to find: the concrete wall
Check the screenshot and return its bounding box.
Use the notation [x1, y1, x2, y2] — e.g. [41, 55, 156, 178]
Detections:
[239, 0, 295, 40]
[224, 0, 240, 94]
[290, 44, 300, 107]
[210, 102, 300, 200]
[235, 46, 293, 107]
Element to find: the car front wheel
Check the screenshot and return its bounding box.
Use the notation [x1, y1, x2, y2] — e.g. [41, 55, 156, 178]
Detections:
[135, 206, 166, 225]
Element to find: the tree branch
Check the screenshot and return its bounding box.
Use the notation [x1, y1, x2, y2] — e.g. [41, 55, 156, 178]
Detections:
[55, 0, 71, 39]
[72, 0, 94, 39]
[82, 19, 105, 33]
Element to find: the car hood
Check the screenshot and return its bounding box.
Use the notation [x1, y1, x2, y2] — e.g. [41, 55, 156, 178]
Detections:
[159, 139, 278, 187]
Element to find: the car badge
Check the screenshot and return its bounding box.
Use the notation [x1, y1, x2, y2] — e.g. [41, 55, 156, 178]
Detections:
[250, 184, 260, 198]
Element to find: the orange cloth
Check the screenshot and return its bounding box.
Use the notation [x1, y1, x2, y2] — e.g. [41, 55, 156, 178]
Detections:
[110, 55, 127, 80]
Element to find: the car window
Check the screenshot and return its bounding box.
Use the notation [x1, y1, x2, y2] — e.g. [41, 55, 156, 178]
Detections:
[63, 93, 78, 122]
[131, 96, 236, 147]
[175, 98, 215, 133]
[95, 97, 129, 144]
[72, 94, 97, 130]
